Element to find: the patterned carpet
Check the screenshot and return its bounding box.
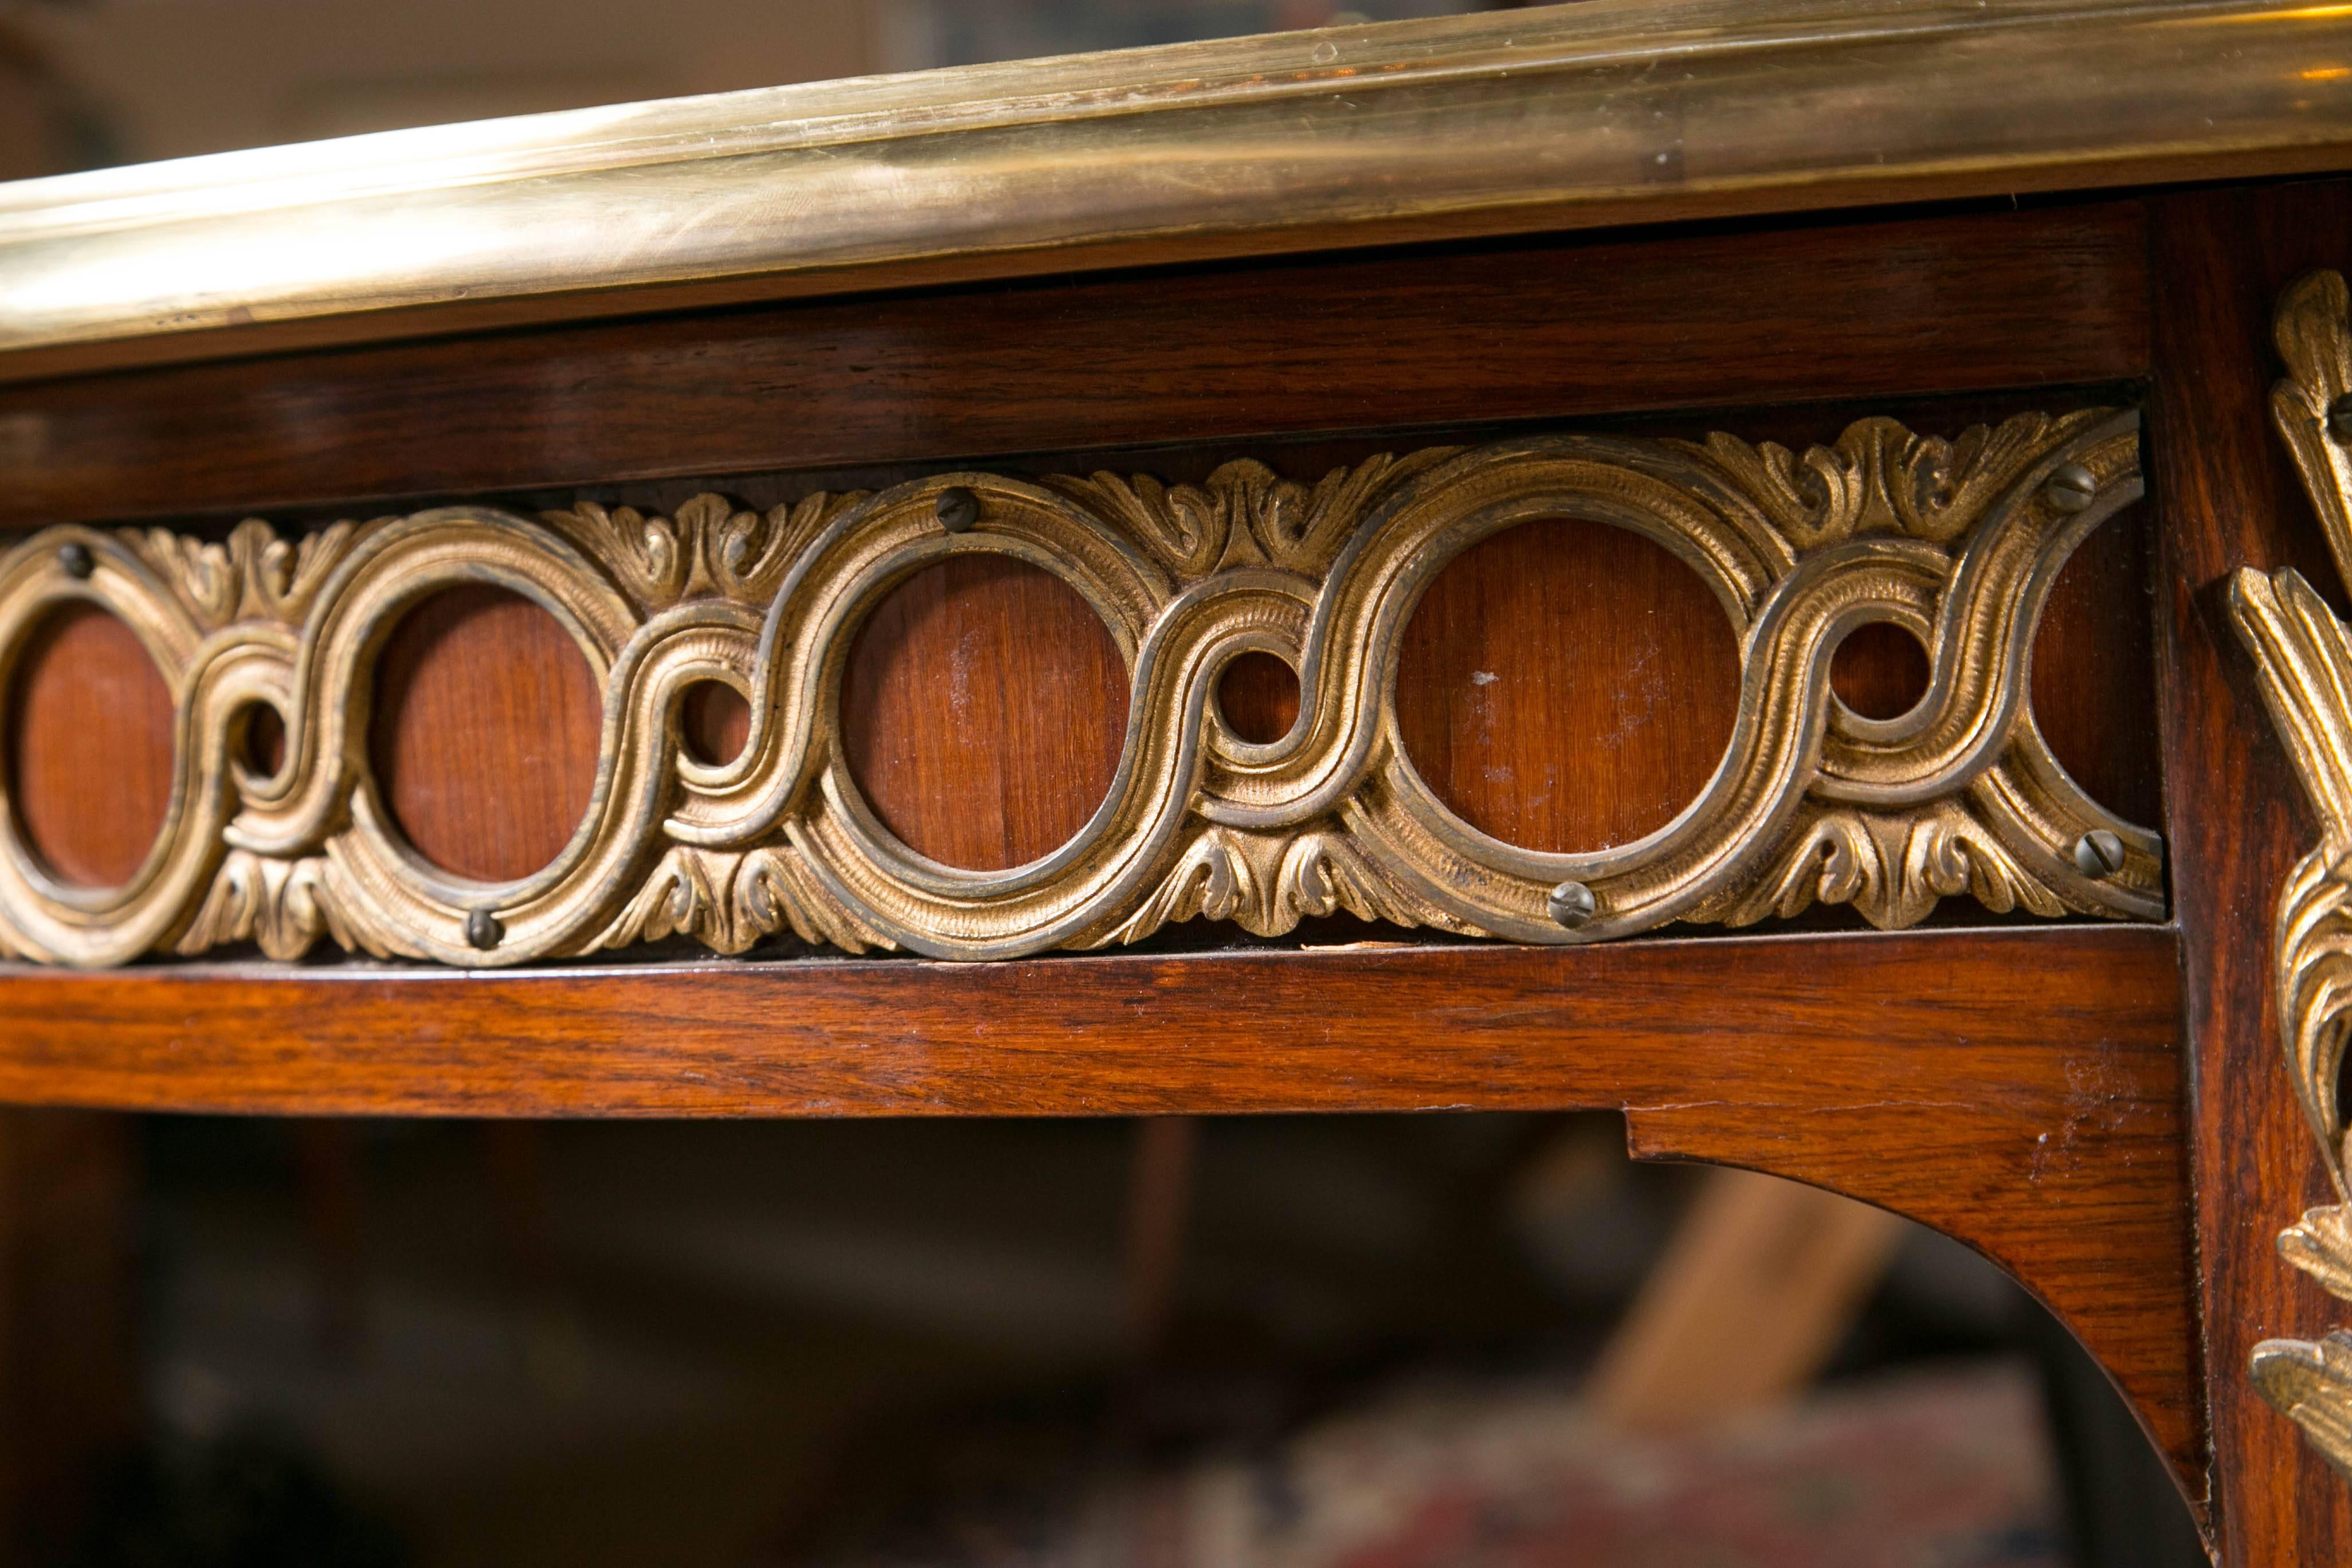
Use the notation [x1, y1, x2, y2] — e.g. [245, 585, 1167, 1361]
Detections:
[813, 1363, 2067, 1568]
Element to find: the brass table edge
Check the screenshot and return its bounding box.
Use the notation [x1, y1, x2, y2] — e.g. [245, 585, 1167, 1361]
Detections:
[0, 0, 2346, 374]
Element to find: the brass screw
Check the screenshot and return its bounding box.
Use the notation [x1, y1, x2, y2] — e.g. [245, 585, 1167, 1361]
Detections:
[464, 908, 504, 951]
[1547, 881, 1597, 929]
[56, 542, 92, 579]
[2044, 463, 2098, 514]
[2072, 829, 2126, 879]
[935, 486, 980, 534]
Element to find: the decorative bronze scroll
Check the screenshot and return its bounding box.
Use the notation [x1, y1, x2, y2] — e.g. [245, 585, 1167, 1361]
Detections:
[2233, 269, 2352, 1474]
[0, 413, 2159, 968]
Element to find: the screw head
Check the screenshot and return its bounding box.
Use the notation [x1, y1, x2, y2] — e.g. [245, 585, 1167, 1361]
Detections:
[55, 542, 92, 579]
[2072, 829, 2126, 879]
[2044, 463, 2098, 514]
[935, 485, 980, 534]
[2330, 394, 2352, 444]
[464, 907, 504, 951]
[1546, 880, 1598, 930]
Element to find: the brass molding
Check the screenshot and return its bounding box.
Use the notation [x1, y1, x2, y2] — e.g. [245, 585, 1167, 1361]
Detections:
[0, 413, 2159, 968]
[2230, 268, 2352, 1476]
[0, 0, 2349, 378]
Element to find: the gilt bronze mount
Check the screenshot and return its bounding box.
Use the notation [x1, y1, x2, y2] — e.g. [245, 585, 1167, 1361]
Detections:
[0, 411, 2159, 968]
[2228, 269, 2352, 1477]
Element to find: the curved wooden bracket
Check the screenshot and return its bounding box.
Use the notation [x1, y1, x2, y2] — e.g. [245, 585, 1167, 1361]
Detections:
[0, 922, 2197, 1494]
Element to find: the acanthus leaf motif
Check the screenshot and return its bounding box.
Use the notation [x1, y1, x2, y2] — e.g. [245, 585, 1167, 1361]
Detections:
[2224, 268, 2352, 1480]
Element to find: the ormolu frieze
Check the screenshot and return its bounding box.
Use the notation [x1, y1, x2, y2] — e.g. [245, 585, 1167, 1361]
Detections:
[0, 413, 2160, 967]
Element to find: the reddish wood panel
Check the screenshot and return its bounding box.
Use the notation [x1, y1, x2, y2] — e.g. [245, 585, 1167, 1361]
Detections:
[1394, 518, 1742, 852]
[0, 924, 2194, 1485]
[2151, 179, 2352, 1563]
[840, 556, 1128, 871]
[2035, 504, 2163, 828]
[1215, 651, 1299, 746]
[1830, 622, 1931, 722]
[2, 603, 174, 889]
[679, 680, 751, 767]
[0, 205, 2148, 531]
[369, 585, 603, 884]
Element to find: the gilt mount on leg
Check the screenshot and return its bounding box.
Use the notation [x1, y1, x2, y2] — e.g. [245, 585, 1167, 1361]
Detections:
[2228, 268, 2352, 1476]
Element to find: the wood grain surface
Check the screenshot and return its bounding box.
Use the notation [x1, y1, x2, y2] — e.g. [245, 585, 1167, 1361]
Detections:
[2036, 500, 2163, 828]
[1394, 517, 1742, 852]
[2, 603, 173, 889]
[0, 924, 2194, 1487]
[369, 585, 603, 884]
[1829, 622, 1932, 722]
[2151, 178, 2352, 1563]
[0, 204, 2148, 531]
[0, 190, 2197, 1524]
[0, 200, 2161, 894]
[840, 555, 1128, 871]
[678, 680, 751, 767]
[1214, 651, 1299, 747]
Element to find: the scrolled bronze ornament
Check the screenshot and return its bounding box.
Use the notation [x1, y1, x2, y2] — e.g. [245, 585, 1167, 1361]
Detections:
[0, 410, 2159, 968]
[2228, 268, 2352, 1477]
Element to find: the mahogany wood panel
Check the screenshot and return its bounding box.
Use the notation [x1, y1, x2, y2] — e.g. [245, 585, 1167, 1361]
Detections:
[1213, 650, 1299, 747]
[2151, 179, 2352, 1564]
[2, 603, 173, 889]
[840, 556, 1128, 871]
[678, 680, 751, 767]
[369, 585, 603, 884]
[0, 924, 2194, 1482]
[0, 204, 2148, 531]
[1394, 518, 1742, 853]
[1829, 622, 1932, 722]
[2035, 502, 2163, 829]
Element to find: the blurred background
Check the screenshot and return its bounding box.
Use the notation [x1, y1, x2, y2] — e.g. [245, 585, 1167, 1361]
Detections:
[0, 1105, 2206, 1567]
[0, 0, 1491, 175]
[0, 2, 2208, 1565]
